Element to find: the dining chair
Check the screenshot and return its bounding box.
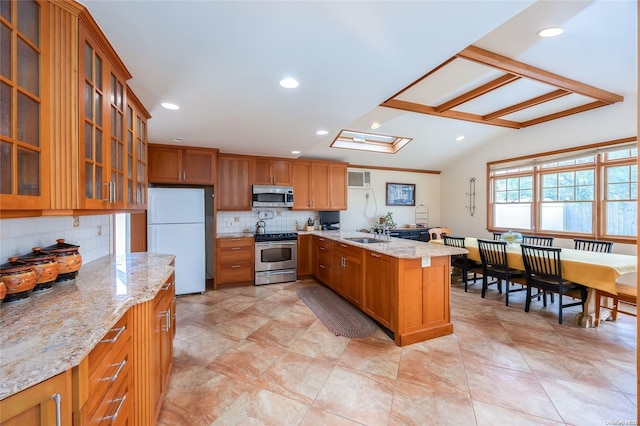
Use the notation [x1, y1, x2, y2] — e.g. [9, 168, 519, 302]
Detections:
[521, 235, 554, 246]
[520, 244, 587, 324]
[573, 238, 613, 253]
[492, 232, 502, 240]
[477, 239, 526, 306]
[429, 227, 451, 240]
[594, 272, 637, 326]
[443, 236, 483, 292]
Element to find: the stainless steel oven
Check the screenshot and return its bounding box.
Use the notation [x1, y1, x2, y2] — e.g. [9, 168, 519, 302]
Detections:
[254, 233, 297, 285]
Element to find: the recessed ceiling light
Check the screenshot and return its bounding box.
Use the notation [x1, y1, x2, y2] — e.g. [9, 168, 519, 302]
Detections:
[316, 130, 329, 136]
[456, 135, 465, 141]
[537, 27, 563, 38]
[279, 77, 299, 89]
[370, 122, 380, 130]
[291, 150, 301, 155]
[161, 102, 180, 110]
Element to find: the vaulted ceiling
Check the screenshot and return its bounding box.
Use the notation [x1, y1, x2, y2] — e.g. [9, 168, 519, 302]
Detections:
[81, 0, 637, 171]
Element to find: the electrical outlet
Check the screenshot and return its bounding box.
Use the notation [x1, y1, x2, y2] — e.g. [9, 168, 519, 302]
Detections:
[97, 226, 102, 236]
[72, 216, 80, 227]
[234, 216, 240, 222]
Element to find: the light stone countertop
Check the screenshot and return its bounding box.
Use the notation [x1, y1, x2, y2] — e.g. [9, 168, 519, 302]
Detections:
[299, 230, 468, 258]
[0, 253, 175, 400]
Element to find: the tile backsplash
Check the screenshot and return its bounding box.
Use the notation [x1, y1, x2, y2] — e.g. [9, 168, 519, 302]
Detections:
[0, 215, 110, 265]
[217, 209, 323, 234]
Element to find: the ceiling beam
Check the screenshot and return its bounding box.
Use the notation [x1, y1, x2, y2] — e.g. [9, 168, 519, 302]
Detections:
[457, 45, 624, 104]
[483, 89, 571, 121]
[521, 100, 610, 127]
[380, 98, 522, 129]
[435, 73, 521, 112]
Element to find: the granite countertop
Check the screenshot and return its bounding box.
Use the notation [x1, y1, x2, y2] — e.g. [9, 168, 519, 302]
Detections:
[0, 253, 175, 400]
[216, 232, 255, 239]
[302, 230, 468, 258]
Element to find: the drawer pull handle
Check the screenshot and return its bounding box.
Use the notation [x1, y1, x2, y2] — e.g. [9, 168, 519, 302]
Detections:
[100, 395, 127, 421]
[231, 247, 241, 250]
[163, 309, 171, 332]
[371, 253, 380, 258]
[100, 326, 125, 344]
[102, 359, 127, 382]
[161, 281, 173, 291]
[231, 265, 241, 268]
[50, 393, 61, 426]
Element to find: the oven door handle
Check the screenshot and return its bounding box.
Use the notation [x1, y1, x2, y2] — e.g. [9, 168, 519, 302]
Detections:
[255, 241, 297, 247]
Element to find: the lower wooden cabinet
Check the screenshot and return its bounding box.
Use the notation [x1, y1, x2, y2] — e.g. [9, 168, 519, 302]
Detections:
[76, 310, 132, 425]
[297, 234, 313, 277]
[0, 371, 72, 425]
[332, 242, 364, 307]
[215, 237, 254, 287]
[314, 236, 332, 286]
[363, 251, 397, 330]
[152, 277, 175, 420]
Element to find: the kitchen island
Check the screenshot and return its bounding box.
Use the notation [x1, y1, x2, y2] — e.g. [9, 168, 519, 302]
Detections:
[0, 253, 175, 424]
[302, 230, 467, 346]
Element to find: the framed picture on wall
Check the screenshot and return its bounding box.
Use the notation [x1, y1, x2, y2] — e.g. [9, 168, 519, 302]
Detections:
[386, 183, 415, 206]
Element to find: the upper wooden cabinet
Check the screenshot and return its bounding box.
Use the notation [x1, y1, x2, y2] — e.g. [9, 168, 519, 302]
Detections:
[253, 158, 292, 185]
[148, 144, 218, 185]
[0, 0, 48, 211]
[217, 154, 252, 210]
[292, 161, 347, 210]
[0, 0, 151, 216]
[126, 90, 150, 209]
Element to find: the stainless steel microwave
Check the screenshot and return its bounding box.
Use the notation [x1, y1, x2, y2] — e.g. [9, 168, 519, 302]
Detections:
[252, 185, 294, 208]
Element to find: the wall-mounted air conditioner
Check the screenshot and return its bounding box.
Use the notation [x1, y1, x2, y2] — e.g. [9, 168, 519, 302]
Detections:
[348, 171, 371, 188]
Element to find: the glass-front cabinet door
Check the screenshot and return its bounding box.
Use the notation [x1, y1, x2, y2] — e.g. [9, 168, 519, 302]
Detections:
[0, 0, 47, 210]
[126, 94, 149, 210]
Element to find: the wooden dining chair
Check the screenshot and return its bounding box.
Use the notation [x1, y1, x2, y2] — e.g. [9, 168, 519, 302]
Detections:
[522, 235, 554, 246]
[520, 244, 587, 324]
[573, 238, 613, 253]
[443, 236, 483, 292]
[594, 272, 637, 326]
[477, 239, 526, 306]
[492, 232, 502, 240]
[429, 227, 451, 240]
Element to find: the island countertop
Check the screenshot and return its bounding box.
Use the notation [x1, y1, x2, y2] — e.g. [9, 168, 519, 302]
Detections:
[0, 252, 175, 400]
[299, 230, 467, 258]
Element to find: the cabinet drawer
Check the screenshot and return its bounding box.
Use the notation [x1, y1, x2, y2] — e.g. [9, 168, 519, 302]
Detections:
[218, 246, 253, 264]
[83, 337, 131, 424]
[332, 241, 361, 257]
[88, 311, 130, 376]
[218, 265, 253, 284]
[315, 237, 332, 250]
[217, 237, 253, 249]
[86, 360, 131, 425]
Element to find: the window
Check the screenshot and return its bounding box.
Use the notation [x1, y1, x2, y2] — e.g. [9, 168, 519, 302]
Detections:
[488, 139, 637, 240]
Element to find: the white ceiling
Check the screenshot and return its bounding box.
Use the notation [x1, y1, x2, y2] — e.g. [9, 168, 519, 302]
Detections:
[81, 0, 637, 171]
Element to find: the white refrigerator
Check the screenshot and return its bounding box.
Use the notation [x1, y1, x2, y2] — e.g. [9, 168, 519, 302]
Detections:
[148, 187, 206, 295]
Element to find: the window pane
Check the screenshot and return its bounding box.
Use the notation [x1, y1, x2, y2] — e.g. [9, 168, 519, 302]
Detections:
[95, 129, 102, 163]
[0, 1, 10, 21]
[494, 203, 531, 230]
[84, 43, 92, 82]
[17, 91, 38, 147]
[520, 176, 532, 189]
[542, 174, 557, 187]
[17, 36, 38, 95]
[608, 166, 629, 183]
[541, 202, 592, 233]
[85, 163, 93, 198]
[558, 172, 574, 186]
[1, 23, 11, 79]
[0, 81, 12, 137]
[542, 188, 556, 201]
[84, 82, 92, 119]
[17, 146, 38, 195]
[494, 179, 506, 191]
[558, 187, 574, 201]
[576, 185, 594, 201]
[606, 201, 637, 236]
[506, 178, 519, 190]
[576, 169, 594, 185]
[17, 0, 39, 46]
[608, 183, 630, 200]
[84, 122, 92, 159]
[0, 140, 12, 194]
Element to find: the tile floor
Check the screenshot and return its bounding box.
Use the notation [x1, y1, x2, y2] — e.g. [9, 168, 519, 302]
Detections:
[158, 278, 637, 425]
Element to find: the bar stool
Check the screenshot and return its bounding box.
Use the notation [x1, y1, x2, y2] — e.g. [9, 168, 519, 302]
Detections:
[594, 272, 637, 326]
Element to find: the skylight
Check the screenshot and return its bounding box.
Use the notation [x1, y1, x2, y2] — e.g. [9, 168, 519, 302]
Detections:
[330, 129, 412, 154]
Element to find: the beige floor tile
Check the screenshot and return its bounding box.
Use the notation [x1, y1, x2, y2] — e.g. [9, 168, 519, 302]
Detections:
[212, 388, 310, 426]
[288, 320, 350, 362]
[338, 338, 403, 380]
[472, 400, 565, 426]
[299, 407, 363, 425]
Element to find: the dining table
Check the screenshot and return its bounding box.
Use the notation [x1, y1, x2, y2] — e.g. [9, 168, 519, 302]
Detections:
[431, 237, 637, 327]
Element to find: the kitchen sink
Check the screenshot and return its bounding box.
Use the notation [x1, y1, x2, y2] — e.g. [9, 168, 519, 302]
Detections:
[345, 237, 384, 244]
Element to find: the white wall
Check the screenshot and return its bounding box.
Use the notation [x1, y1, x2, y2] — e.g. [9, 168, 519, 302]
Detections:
[439, 96, 638, 255]
[0, 215, 111, 264]
[341, 168, 440, 232]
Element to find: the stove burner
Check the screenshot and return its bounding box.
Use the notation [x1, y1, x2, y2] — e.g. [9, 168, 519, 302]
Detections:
[254, 232, 298, 242]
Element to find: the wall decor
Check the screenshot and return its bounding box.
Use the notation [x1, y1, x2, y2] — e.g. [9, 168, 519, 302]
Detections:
[386, 183, 415, 206]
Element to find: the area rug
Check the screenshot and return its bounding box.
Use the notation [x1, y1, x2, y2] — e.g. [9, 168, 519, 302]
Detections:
[297, 286, 377, 338]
